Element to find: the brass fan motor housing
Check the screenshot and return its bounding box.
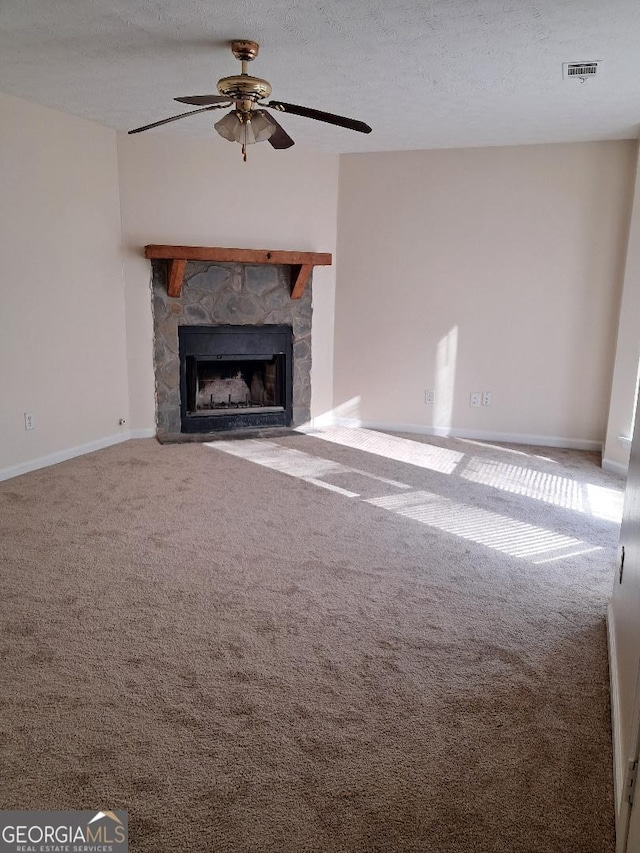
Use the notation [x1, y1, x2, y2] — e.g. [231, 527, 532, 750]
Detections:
[217, 74, 272, 102]
[219, 40, 270, 102]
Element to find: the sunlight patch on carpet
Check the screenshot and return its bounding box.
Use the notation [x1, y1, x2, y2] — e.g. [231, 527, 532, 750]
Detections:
[208, 438, 601, 565]
[308, 426, 621, 523]
[302, 426, 463, 474]
[455, 437, 559, 462]
[208, 439, 411, 499]
[461, 458, 623, 523]
[367, 491, 601, 563]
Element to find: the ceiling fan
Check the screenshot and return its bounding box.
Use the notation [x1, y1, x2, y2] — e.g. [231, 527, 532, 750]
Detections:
[128, 40, 372, 161]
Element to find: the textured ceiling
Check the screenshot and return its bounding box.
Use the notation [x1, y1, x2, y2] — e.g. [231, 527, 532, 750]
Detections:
[1, 0, 639, 153]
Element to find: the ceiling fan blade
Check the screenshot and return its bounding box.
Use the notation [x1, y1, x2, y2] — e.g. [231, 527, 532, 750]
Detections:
[128, 104, 228, 135]
[174, 95, 230, 106]
[266, 114, 295, 149]
[267, 100, 371, 134]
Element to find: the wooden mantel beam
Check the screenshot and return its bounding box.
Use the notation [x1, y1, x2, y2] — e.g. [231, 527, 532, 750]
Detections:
[144, 245, 332, 299]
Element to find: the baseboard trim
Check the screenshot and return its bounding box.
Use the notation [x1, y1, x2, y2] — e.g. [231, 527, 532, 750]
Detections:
[0, 428, 157, 482]
[608, 603, 624, 815]
[603, 457, 629, 478]
[317, 417, 603, 452]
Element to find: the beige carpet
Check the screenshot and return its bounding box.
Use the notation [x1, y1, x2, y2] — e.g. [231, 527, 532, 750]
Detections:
[0, 428, 623, 852]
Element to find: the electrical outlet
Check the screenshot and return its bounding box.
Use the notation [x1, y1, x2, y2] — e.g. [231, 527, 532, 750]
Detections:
[425, 390, 435, 404]
[481, 391, 492, 407]
[24, 412, 34, 431]
[470, 392, 481, 408]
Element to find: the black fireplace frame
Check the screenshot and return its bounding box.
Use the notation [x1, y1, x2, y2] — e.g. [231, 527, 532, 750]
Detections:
[178, 325, 293, 433]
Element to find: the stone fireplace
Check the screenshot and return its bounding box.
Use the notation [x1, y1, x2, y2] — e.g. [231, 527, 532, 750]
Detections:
[151, 259, 313, 439]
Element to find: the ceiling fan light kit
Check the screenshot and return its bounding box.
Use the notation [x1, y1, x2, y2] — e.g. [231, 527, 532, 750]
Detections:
[214, 109, 276, 147]
[128, 39, 372, 161]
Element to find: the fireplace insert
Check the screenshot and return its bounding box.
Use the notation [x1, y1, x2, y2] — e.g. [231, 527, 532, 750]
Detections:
[178, 325, 293, 433]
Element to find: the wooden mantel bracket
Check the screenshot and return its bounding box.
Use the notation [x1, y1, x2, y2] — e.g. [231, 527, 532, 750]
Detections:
[144, 245, 332, 299]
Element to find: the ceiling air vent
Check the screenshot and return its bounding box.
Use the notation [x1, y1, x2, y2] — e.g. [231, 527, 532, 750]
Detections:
[563, 61, 602, 80]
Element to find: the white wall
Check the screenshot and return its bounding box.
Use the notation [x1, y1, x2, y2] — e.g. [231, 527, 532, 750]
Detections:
[604, 141, 640, 475]
[334, 142, 635, 447]
[116, 133, 339, 432]
[0, 93, 129, 478]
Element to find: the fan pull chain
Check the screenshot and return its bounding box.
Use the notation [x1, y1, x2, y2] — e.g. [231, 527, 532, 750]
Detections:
[242, 142, 247, 162]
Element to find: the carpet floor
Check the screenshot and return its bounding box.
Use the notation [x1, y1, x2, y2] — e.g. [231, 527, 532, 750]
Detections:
[0, 427, 624, 852]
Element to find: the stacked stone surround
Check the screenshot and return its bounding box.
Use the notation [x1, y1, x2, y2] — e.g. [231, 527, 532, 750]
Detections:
[152, 260, 312, 438]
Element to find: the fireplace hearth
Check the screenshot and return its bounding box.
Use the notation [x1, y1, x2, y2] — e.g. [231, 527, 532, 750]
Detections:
[179, 325, 292, 433]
